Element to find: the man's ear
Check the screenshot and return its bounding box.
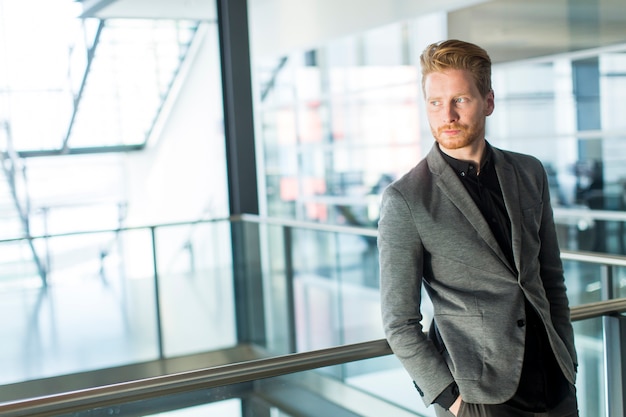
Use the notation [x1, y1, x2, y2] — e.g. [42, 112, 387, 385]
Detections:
[485, 89, 495, 116]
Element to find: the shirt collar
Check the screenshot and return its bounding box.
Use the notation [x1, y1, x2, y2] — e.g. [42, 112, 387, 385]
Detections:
[438, 141, 493, 178]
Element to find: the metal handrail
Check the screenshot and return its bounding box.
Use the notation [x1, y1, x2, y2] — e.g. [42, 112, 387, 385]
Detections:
[237, 214, 626, 267]
[561, 249, 626, 267]
[570, 297, 626, 321]
[0, 212, 623, 254]
[2, 215, 625, 275]
[2, 298, 626, 417]
[235, 213, 379, 237]
[553, 207, 626, 223]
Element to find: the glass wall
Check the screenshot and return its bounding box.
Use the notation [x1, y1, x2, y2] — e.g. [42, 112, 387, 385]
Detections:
[1, 1, 625, 416]
[253, 14, 626, 256]
[0, 0, 229, 249]
[251, 10, 626, 417]
[0, 0, 232, 385]
[257, 22, 422, 226]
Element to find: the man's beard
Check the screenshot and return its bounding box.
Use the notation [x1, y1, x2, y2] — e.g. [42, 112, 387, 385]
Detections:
[431, 123, 484, 150]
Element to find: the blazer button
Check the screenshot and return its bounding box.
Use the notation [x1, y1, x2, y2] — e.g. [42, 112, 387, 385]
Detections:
[517, 319, 525, 327]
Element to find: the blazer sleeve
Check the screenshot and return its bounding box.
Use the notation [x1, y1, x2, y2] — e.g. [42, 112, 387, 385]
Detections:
[378, 185, 455, 405]
[536, 167, 578, 368]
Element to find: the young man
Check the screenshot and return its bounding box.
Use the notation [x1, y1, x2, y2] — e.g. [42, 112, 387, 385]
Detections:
[378, 39, 579, 416]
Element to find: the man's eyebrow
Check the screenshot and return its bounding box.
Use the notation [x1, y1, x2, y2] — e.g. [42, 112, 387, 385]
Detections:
[429, 92, 473, 99]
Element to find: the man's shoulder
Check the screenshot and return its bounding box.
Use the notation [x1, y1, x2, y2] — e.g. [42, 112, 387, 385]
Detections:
[493, 146, 543, 169]
[379, 159, 437, 216]
[389, 158, 431, 191]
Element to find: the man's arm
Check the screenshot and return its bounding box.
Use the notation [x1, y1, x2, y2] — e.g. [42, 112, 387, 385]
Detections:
[378, 185, 455, 406]
[536, 166, 578, 367]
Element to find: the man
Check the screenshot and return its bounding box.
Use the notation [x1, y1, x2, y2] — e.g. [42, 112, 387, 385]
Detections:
[378, 39, 578, 416]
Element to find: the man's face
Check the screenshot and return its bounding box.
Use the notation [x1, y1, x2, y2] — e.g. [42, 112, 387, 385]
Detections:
[424, 69, 494, 153]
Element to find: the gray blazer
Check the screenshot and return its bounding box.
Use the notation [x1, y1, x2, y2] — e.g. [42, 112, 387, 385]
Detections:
[378, 143, 577, 406]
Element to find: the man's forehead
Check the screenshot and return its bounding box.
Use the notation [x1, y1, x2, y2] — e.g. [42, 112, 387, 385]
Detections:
[424, 70, 477, 94]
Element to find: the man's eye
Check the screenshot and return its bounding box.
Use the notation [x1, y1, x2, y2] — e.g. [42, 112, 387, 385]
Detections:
[455, 97, 467, 103]
[430, 101, 440, 106]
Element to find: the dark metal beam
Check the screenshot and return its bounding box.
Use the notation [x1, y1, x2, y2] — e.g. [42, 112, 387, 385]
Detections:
[216, 0, 265, 348]
[217, 0, 259, 216]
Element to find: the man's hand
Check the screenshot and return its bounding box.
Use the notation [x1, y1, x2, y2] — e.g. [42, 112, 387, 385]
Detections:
[449, 396, 463, 416]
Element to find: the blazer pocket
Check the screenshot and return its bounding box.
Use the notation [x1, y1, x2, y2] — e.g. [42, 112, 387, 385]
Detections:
[433, 314, 484, 381]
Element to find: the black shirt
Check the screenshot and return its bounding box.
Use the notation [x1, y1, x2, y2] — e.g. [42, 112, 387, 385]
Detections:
[440, 144, 514, 269]
[433, 143, 569, 411]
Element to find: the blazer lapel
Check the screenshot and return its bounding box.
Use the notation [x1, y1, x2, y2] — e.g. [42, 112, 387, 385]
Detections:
[427, 144, 516, 274]
[492, 148, 523, 275]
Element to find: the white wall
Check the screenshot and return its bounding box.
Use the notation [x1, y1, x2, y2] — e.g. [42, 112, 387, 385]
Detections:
[124, 24, 229, 228]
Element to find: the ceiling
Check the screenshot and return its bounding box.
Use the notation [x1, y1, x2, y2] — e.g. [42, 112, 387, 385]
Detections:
[449, 0, 626, 63]
[79, 0, 217, 21]
[78, 0, 626, 63]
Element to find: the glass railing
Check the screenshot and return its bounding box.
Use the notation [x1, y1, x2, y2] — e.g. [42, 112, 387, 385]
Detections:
[0, 218, 238, 386]
[1, 214, 626, 416]
[1, 299, 625, 417]
[554, 206, 626, 256]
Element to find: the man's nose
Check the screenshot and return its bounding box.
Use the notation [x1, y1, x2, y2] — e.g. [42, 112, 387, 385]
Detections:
[443, 103, 458, 123]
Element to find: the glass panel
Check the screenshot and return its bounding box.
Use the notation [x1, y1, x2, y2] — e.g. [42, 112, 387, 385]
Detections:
[258, 222, 293, 355]
[70, 19, 199, 148]
[0, 218, 239, 385]
[147, 399, 242, 417]
[573, 317, 605, 417]
[562, 260, 605, 306]
[54, 392, 245, 417]
[156, 221, 236, 357]
[0, 239, 40, 289]
[0, 228, 159, 385]
[291, 227, 382, 351]
[616, 266, 626, 299]
[258, 221, 384, 355]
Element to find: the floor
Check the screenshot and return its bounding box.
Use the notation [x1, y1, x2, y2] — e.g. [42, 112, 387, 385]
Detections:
[0, 267, 236, 386]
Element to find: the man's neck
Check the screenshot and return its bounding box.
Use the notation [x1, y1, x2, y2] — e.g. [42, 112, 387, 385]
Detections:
[438, 138, 486, 167]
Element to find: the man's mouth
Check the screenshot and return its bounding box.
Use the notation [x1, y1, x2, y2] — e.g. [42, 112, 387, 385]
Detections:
[442, 128, 462, 136]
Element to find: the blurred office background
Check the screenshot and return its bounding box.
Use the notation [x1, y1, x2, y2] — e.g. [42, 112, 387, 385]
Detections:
[1, 0, 626, 416]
